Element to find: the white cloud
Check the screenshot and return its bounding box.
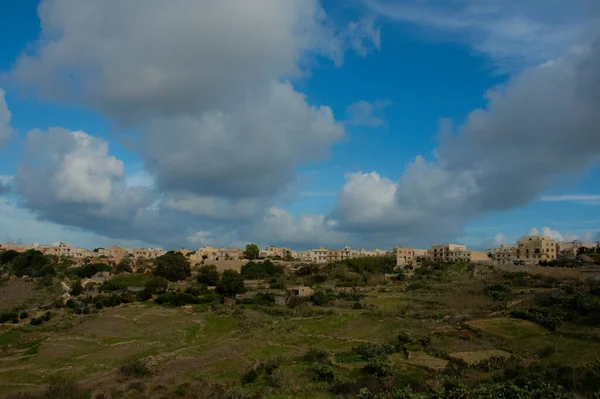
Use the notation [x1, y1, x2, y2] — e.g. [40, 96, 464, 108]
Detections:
[345, 100, 388, 127]
[18, 128, 124, 205]
[364, 0, 596, 69]
[250, 207, 348, 248]
[0, 89, 15, 147]
[540, 194, 600, 205]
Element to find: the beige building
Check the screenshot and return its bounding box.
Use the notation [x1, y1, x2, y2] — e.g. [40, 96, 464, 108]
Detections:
[309, 247, 329, 263]
[395, 247, 428, 267]
[327, 246, 353, 262]
[513, 236, 558, 265]
[493, 244, 516, 265]
[259, 246, 294, 259]
[559, 240, 597, 257]
[287, 285, 315, 297]
[428, 244, 490, 263]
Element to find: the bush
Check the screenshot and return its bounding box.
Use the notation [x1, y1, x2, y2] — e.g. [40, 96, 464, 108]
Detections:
[30, 317, 42, 326]
[119, 359, 151, 379]
[241, 260, 284, 280]
[352, 301, 364, 309]
[19, 311, 28, 320]
[511, 307, 564, 331]
[82, 307, 91, 315]
[41, 311, 51, 321]
[0, 311, 18, 323]
[216, 270, 246, 297]
[484, 284, 510, 301]
[197, 265, 220, 286]
[303, 348, 330, 363]
[363, 357, 394, 377]
[311, 290, 329, 306]
[155, 292, 202, 307]
[153, 251, 191, 282]
[353, 343, 395, 361]
[309, 362, 340, 383]
[144, 276, 169, 295]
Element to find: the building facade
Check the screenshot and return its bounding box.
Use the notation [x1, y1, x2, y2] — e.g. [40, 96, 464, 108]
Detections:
[513, 236, 558, 265]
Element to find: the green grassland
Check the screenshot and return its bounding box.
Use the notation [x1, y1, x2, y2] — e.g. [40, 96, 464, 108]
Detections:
[2, 261, 600, 398]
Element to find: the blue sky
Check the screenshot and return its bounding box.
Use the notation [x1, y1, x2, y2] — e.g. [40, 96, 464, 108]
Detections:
[0, 0, 599, 250]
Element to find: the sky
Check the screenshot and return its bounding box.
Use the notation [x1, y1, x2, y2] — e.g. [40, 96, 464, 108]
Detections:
[0, 0, 599, 251]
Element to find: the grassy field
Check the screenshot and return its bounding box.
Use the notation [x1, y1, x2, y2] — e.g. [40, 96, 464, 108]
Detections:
[2, 262, 600, 398]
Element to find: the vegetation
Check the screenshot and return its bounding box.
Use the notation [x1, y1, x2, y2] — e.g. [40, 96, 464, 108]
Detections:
[243, 243, 260, 260]
[5, 254, 600, 398]
[217, 269, 246, 297]
[153, 251, 191, 282]
[197, 264, 220, 286]
[240, 259, 284, 280]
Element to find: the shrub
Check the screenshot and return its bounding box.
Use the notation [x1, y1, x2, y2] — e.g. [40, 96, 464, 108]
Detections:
[353, 343, 395, 361]
[303, 348, 330, 363]
[82, 307, 91, 315]
[153, 251, 191, 282]
[19, 311, 28, 320]
[308, 362, 340, 383]
[352, 301, 364, 309]
[311, 290, 329, 306]
[155, 292, 202, 307]
[41, 311, 51, 321]
[363, 357, 394, 377]
[241, 260, 284, 280]
[0, 311, 18, 323]
[144, 276, 169, 295]
[30, 317, 42, 326]
[197, 265, 220, 286]
[511, 307, 564, 331]
[338, 291, 365, 301]
[484, 284, 510, 301]
[119, 359, 151, 379]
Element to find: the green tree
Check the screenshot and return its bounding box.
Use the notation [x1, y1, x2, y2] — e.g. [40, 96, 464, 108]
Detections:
[115, 257, 133, 274]
[241, 259, 284, 280]
[197, 265, 220, 286]
[153, 251, 191, 282]
[217, 270, 246, 297]
[70, 280, 83, 296]
[243, 243, 260, 260]
[144, 276, 169, 295]
[0, 250, 20, 265]
[10, 250, 52, 277]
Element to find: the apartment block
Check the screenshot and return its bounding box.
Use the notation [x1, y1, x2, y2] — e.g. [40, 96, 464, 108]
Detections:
[493, 244, 516, 265]
[395, 247, 427, 267]
[559, 240, 598, 257]
[428, 244, 490, 263]
[513, 236, 558, 265]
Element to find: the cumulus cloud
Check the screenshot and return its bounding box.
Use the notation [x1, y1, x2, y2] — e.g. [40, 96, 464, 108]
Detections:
[249, 207, 348, 249]
[0, 89, 15, 147]
[6, 0, 377, 219]
[142, 81, 343, 197]
[345, 100, 388, 127]
[525, 227, 599, 243]
[364, 0, 596, 69]
[323, 31, 600, 248]
[16, 128, 159, 241]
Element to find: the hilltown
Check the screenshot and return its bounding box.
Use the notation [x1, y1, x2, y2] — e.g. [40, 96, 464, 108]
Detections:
[1, 234, 598, 268]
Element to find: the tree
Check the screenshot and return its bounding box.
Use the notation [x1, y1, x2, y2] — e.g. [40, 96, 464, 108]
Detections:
[144, 276, 169, 295]
[70, 280, 83, 296]
[216, 270, 246, 297]
[153, 251, 191, 282]
[115, 257, 133, 274]
[241, 260, 284, 280]
[243, 244, 260, 260]
[197, 265, 220, 286]
[0, 250, 19, 265]
[10, 250, 52, 277]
